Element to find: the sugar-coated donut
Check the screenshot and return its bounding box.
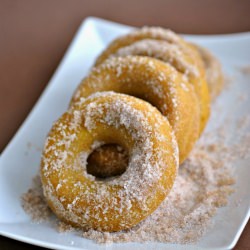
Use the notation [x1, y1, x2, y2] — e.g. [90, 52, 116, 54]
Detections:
[95, 27, 203, 72]
[94, 27, 210, 134]
[108, 39, 210, 134]
[71, 56, 200, 163]
[41, 92, 178, 232]
[191, 44, 224, 100]
[114, 39, 200, 78]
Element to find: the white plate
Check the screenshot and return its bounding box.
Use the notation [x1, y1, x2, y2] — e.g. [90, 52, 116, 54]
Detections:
[0, 17, 249, 250]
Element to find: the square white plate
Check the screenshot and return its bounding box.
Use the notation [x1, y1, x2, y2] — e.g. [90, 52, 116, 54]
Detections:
[0, 17, 249, 250]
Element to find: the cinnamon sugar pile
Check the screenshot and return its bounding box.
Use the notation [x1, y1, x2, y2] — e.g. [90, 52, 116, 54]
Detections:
[21, 71, 250, 244]
[22, 175, 51, 222]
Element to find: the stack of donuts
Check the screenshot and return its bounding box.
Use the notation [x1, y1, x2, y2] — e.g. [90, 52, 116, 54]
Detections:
[40, 27, 223, 232]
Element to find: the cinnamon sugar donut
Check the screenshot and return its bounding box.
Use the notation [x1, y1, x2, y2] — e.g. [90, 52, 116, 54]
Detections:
[41, 92, 178, 232]
[191, 44, 224, 100]
[95, 27, 203, 71]
[71, 56, 200, 163]
[108, 39, 210, 134]
[94, 27, 210, 134]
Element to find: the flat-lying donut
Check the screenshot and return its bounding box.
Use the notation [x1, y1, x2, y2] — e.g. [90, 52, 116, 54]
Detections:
[94, 27, 210, 135]
[41, 92, 178, 232]
[71, 56, 200, 163]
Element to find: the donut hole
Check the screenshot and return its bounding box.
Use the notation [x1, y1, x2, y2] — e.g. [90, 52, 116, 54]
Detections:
[86, 143, 129, 179]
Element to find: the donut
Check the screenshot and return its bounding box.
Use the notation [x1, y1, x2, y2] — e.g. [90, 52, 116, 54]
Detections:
[71, 56, 200, 163]
[191, 44, 224, 100]
[41, 92, 178, 232]
[94, 27, 210, 135]
[106, 39, 210, 134]
[94, 27, 203, 72]
[114, 39, 200, 78]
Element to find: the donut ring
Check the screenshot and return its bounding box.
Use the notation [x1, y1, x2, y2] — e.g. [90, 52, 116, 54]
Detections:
[94, 27, 210, 134]
[191, 44, 224, 100]
[41, 92, 178, 232]
[71, 56, 200, 163]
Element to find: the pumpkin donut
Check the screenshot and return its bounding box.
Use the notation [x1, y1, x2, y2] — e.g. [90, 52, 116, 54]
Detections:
[95, 27, 203, 72]
[41, 92, 178, 232]
[108, 39, 210, 134]
[94, 27, 210, 134]
[191, 43, 224, 100]
[71, 56, 200, 163]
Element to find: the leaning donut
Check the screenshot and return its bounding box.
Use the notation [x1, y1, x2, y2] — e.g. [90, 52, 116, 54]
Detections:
[94, 27, 210, 134]
[71, 56, 200, 163]
[94, 27, 203, 72]
[191, 43, 224, 100]
[41, 92, 178, 232]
